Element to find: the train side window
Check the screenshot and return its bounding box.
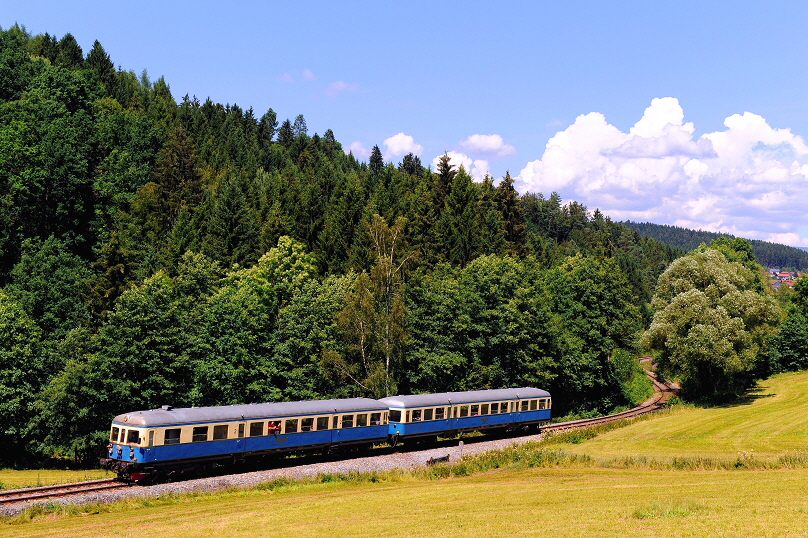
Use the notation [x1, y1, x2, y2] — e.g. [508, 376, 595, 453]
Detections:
[539, 399, 545, 409]
[213, 425, 228, 440]
[356, 414, 368, 427]
[316, 416, 330, 430]
[470, 405, 479, 416]
[164, 428, 181, 445]
[502, 402, 510, 413]
[424, 409, 433, 421]
[238, 423, 245, 438]
[388, 410, 402, 423]
[530, 399, 538, 410]
[148, 430, 154, 447]
[547, 399, 552, 409]
[481, 404, 489, 415]
[249, 422, 264, 437]
[491, 403, 499, 414]
[285, 419, 299, 433]
[111, 427, 119, 442]
[412, 409, 422, 422]
[521, 400, 529, 411]
[333, 416, 339, 429]
[384, 412, 388, 424]
[127, 429, 141, 444]
[435, 408, 445, 420]
[459, 405, 469, 417]
[192, 426, 208, 442]
[301, 418, 314, 431]
[118, 429, 126, 443]
[370, 412, 382, 425]
[342, 415, 354, 428]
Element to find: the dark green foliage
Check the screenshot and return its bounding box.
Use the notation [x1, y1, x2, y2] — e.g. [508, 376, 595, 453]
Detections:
[55, 33, 83, 70]
[369, 145, 383, 175]
[765, 278, 808, 373]
[6, 236, 91, 341]
[0, 290, 42, 463]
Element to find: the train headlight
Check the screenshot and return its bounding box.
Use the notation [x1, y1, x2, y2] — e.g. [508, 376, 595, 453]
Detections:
[129, 449, 135, 459]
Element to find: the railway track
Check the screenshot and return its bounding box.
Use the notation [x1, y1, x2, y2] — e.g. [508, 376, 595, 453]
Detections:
[543, 368, 677, 433]
[0, 478, 131, 506]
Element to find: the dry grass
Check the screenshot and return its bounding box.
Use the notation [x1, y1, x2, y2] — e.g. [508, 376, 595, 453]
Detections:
[5, 467, 808, 537]
[0, 469, 114, 490]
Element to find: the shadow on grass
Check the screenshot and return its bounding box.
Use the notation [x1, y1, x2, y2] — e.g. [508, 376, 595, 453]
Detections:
[689, 384, 775, 409]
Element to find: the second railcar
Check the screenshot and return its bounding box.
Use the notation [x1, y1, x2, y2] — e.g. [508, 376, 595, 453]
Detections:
[379, 387, 551, 442]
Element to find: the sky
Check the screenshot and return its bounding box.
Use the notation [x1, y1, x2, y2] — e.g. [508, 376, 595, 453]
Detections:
[3, 1, 808, 246]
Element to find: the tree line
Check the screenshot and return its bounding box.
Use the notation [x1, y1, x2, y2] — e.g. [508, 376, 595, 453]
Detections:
[622, 221, 808, 270]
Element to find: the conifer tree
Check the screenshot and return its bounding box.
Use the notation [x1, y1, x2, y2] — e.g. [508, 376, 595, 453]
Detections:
[369, 145, 384, 176]
[85, 40, 116, 95]
[278, 119, 294, 147]
[496, 171, 526, 253]
[292, 114, 307, 137]
[56, 32, 83, 69]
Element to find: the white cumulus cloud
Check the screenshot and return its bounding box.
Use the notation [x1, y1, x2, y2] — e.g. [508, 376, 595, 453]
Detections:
[302, 69, 317, 81]
[346, 141, 370, 159]
[384, 133, 423, 157]
[517, 97, 808, 247]
[459, 134, 516, 157]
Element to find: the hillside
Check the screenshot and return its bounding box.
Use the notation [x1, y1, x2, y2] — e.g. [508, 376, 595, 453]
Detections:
[558, 370, 808, 460]
[0, 25, 683, 465]
[622, 221, 808, 269]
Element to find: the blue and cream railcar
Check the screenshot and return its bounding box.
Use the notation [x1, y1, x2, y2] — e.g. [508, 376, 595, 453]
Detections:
[380, 387, 551, 442]
[101, 398, 389, 479]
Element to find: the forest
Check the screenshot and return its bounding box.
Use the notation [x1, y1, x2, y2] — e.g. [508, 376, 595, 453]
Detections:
[622, 221, 808, 270]
[0, 25, 805, 466]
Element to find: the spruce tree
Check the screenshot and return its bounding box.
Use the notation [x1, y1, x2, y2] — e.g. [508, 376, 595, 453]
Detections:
[278, 119, 294, 147]
[369, 145, 384, 176]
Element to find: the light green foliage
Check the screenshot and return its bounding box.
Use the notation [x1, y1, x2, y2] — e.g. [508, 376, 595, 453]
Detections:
[327, 216, 411, 397]
[642, 242, 781, 400]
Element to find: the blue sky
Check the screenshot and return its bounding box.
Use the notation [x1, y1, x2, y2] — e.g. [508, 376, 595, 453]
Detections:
[4, 1, 808, 246]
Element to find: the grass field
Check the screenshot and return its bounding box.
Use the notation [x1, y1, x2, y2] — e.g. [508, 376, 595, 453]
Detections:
[6, 371, 808, 536]
[5, 467, 808, 537]
[0, 469, 114, 490]
[555, 371, 808, 462]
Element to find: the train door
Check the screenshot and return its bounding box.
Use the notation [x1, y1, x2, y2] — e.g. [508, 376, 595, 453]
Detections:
[236, 422, 246, 456]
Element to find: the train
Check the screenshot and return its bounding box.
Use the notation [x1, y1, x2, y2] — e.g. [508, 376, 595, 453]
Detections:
[100, 387, 551, 482]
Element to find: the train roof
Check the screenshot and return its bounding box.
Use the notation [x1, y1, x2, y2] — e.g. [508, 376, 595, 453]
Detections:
[112, 398, 388, 427]
[378, 387, 550, 408]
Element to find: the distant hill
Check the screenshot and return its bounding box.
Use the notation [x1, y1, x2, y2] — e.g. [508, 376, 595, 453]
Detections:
[622, 221, 808, 270]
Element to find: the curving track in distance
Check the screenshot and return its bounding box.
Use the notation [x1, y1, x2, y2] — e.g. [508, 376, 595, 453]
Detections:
[543, 363, 677, 433]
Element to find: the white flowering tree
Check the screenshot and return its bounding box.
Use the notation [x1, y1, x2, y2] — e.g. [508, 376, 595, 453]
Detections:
[641, 239, 781, 401]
